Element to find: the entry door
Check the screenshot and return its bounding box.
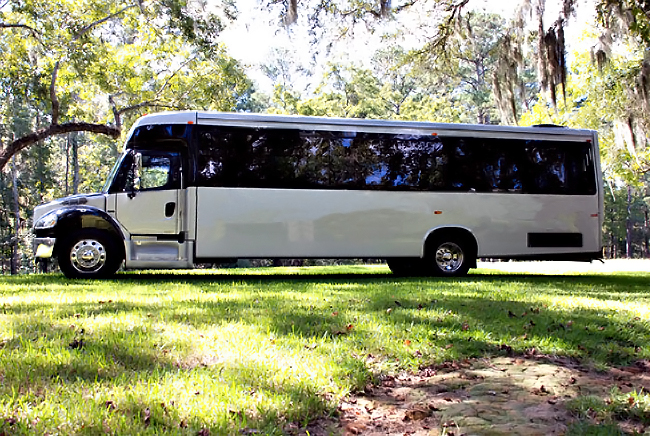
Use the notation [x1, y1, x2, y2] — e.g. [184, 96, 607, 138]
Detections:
[114, 151, 183, 237]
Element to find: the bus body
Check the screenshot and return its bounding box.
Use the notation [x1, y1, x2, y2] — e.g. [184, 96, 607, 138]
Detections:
[32, 111, 603, 278]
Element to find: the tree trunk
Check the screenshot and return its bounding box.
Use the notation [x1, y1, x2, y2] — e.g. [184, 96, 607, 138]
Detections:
[626, 185, 633, 258]
[10, 158, 21, 275]
[71, 132, 79, 195]
[65, 134, 70, 196]
[643, 207, 650, 258]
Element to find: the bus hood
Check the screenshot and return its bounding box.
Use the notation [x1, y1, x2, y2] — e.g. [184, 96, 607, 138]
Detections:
[33, 193, 107, 225]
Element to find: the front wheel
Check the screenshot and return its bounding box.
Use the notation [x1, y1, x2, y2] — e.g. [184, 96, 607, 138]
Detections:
[427, 237, 473, 277]
[58, 230, 122, 279]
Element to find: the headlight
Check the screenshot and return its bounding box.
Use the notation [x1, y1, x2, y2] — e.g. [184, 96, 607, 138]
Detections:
[34, 211, 59, 229]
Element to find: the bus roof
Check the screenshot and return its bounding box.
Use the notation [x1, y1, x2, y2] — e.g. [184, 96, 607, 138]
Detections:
[130, 111, 596, 141]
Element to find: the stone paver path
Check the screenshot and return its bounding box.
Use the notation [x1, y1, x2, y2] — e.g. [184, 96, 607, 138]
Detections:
[305, 356, 650, 435]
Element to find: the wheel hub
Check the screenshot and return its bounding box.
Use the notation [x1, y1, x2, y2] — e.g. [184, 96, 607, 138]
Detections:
[435, 242, 464, 272]
[70, 239, 106, 272]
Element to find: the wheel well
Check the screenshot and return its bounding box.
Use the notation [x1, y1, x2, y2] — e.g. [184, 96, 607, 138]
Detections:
[424, 227, 478, 267]
[53, 216, 125, 260]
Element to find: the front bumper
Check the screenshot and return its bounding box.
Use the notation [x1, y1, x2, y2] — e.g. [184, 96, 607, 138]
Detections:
[34, 237, 56, 258]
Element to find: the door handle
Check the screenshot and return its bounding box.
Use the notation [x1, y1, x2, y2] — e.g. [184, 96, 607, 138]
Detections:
[165, 202, 176, 217]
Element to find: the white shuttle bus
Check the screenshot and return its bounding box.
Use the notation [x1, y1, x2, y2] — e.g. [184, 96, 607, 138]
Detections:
[32, 111, 603, 278]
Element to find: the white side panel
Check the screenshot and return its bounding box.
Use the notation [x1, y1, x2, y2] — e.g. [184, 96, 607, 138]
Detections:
[194, 188, 601, 258]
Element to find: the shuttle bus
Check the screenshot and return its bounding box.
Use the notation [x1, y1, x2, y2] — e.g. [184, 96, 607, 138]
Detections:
[32, 111, 603, 278]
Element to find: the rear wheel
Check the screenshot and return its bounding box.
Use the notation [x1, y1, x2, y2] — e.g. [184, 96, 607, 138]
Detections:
[58, 230, 122, 279]
[427, 237, 473, 277]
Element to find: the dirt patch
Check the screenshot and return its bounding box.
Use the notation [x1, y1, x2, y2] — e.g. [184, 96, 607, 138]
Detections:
[303, 356, 650, 435]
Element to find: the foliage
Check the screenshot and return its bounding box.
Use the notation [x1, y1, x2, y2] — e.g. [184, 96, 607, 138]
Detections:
[0, 0, 254, 170]
[414, 12, 519, 124]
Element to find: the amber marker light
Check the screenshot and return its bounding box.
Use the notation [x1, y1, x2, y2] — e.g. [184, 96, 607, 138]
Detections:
[188, 121, 194, 124]
[434, 210, 443, 215]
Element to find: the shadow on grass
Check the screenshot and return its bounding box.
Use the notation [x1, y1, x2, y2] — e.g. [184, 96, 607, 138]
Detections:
[3, 270, 650, 363]
[2, 269, 650, 432]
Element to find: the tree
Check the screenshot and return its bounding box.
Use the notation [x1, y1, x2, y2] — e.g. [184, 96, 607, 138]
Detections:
[0, 0, 253, 173]
[0, 0, 256, 273]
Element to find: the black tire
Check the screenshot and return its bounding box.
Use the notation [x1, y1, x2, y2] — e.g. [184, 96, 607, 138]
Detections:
[426, 236, 473, 277]
[58, 229, 122, 279]
[387, 258, 425, 276]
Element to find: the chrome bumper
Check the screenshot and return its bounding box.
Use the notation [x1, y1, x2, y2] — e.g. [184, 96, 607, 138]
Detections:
[34, 237, 56, 258]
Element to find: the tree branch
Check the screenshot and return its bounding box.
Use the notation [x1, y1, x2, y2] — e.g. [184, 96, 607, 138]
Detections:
[0, 22, 43, 43]
[0, 122, 121, 172]
[72, 4, 138, 42]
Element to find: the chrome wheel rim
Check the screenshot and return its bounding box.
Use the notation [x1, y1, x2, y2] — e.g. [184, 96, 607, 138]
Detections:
[435, 242, 464, 273]
[70, 238, 106, 273]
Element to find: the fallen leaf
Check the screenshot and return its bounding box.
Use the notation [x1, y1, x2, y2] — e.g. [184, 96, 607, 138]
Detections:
[345, 423, 366, 435]
[332, 311, 339, 316]
[461, 322, 469, 331]
[386, 308, 393, 315]
[404, 339, 411, 346]
[404, 407, 431, 421]
[445, 344, 454, 349]
[346, 323, 354, 331]
[539, 385, 549, 394]
[68, 338, 85, 350]
[143, 408, 151, 426]
[500, 344, 513, 354]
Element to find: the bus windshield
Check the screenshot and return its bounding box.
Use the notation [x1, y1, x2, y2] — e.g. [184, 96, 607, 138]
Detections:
[101, 151, 128, 193]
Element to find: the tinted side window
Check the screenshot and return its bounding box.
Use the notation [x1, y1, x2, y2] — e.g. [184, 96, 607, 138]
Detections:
[522, 141, 596, 195]
[193, 125, 596, 195]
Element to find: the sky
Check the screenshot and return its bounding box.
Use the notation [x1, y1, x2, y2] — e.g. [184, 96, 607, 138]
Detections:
[218, 0, 597, 94]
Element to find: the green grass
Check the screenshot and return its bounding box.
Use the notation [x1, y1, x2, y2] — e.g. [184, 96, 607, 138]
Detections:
[1, 265, 649, 434]
[566, 388, 650, 434]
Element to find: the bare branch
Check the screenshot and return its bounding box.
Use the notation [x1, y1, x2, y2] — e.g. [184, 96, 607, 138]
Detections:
[116, 100, 164, 116]
[156, 52, 201, 96]
[73, 4, 138, 42]
[0, 22, 43, 43]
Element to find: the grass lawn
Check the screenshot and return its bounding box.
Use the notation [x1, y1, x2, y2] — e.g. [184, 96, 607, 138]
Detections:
[0, 262, 649, 434]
